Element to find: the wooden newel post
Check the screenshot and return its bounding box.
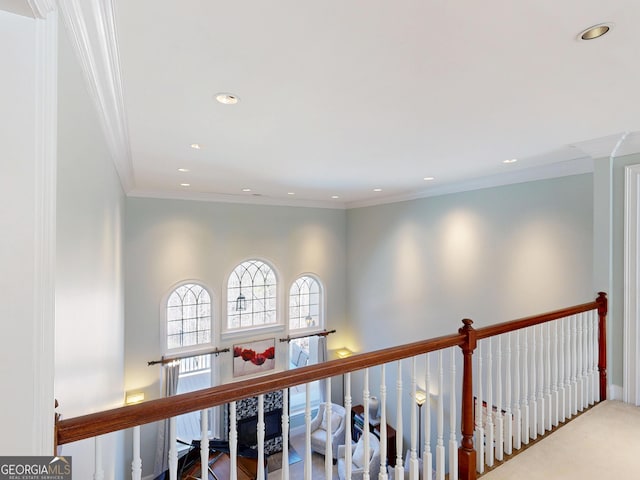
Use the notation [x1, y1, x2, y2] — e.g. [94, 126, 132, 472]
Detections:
[596, 292, 608, 401]
[458, 319, 477, 480]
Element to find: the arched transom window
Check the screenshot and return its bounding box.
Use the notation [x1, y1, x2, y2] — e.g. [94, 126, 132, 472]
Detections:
[289, 275, 322, 330]
[227, 260, 277, 330]
[166, 283, 212, 351]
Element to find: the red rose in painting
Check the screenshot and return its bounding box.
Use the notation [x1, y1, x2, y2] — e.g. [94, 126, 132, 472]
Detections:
[251, 353, 266, 366]
[234, 346, 243, 357]
[241, 349, 256, 361]
[264, 346, 275, 359]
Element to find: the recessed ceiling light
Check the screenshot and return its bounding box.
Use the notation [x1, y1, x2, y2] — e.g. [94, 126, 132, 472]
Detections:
[215, 93, 240, 105]
[331, 195, 340, 199]
[242, 188, 251, 192]
[177, 168, 190, 173]
[190, 143, 201, 150]
[373, 188, 382, 192]
[287, 192, 295, 196]
[180, 183, 190, 187]
[579, 23, 612, 41]
[503, 159, 518, 164]
[423, 176, 435, 181]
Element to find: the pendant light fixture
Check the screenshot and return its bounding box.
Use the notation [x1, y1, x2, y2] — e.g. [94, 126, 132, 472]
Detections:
[236, 288, 247, 311]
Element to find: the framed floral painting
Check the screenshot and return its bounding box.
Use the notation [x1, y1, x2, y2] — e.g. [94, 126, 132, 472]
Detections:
[233, 338, 276, 377]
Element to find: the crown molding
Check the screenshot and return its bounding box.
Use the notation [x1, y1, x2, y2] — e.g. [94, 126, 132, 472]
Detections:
[27, 0, 55, 18]
[58, 0, 134, 192]
[346, 157, 594, 209]
[128, 188, 347, 210]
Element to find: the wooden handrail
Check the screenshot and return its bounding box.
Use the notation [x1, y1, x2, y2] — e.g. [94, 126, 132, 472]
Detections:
[55, 290, 609, 473]
[57, 331, 464, 446]
[475, 296, 602, 340]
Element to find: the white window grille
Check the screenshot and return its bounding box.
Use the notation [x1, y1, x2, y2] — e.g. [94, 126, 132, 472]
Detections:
[227, 260, 278, 330]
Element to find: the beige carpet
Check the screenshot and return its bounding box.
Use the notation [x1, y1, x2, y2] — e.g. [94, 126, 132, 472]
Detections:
[481, 401, 640, 479]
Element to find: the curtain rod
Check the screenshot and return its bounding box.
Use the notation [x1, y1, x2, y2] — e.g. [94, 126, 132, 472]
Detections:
[279, 329, 336, 343]
[148, 347, 230, 366]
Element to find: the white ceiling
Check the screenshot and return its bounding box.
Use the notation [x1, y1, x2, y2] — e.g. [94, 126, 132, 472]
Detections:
[112, 0, 640, 208]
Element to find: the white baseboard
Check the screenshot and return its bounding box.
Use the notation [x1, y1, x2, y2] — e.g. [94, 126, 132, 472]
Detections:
[609, 384, 623, 400]
[142, 475, 155, 480]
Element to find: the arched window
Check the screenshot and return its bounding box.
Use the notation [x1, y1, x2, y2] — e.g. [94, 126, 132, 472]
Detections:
[288, 275, 324, 415]
[289, 275, 322, 330]
[166, 283, 212, 351]
[164, 282, 214, 441]
[227, 260, 277, 330]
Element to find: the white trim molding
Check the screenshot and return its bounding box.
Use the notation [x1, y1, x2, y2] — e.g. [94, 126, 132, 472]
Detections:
[33, 7, 57, 455]
[57, 0, 134, 192]
[624, 164, 640, 406]
[27, 0, 55, 18]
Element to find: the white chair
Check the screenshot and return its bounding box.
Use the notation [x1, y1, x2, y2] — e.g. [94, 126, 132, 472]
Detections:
[309, 403, 347, 460]
[337, 432, 380, 480]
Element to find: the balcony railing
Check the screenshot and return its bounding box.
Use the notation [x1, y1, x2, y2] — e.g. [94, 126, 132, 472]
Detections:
[55, 292, 607, 480]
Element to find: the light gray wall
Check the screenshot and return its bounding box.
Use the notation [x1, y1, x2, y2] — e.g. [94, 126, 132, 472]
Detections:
[124, 197, 348, 476]
[347, 174, 594, 351]
[55, 19, 126, 479]
[0, 9, 41, 455]
[346, 174, 594, 450]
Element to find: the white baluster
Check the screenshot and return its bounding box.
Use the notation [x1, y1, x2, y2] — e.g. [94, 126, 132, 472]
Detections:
[304, 384, 312, 480]
[257, 395, 265, 480]
[537, 324, 545, 435]
[530, 326, 538, 440]
[586, 311, 593, 406]
[169, 418, 177, 480]
[495, 337, 504, 462]
[582, 313, 589, 408]
[325, 378, 333, 480]
[94, 435, 104, 480]
[521, 329, 529, 446]
[485, 338, 494, 468]
[424, 354, 433, 480]
[552, 320, 559, 427]
[410, 358, 419, 480]
[229, 402, 238, 480]
[475, 341, 485, 473]
[132, 426, 142, 480]
[379, 366, 388, 480]
[590, 310, 598, 404]
[565, 316, 572, 420]
[505, 332, 513, 456]
[449, 348, 459, 475]
[345, 373, 353, 480]
[577, 313, 584, 412]
[436, 350, 445, 480]
[200, 409, 209, 480]
[513, 330, 522, 451]
[571, 315, 580, 416]
[282, 390, 290, 480]
[558, 316, 566, 423]
[365, 369, 372, 480]
[544, 323, 552, 432]
[395, 361, 404, 480]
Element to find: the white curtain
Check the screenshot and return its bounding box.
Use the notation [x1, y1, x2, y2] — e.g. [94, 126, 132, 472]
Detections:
[153, 361, 181, 477]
